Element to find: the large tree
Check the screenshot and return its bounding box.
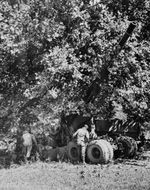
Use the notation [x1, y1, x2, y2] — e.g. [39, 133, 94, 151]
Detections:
[0, 0, 150, 132]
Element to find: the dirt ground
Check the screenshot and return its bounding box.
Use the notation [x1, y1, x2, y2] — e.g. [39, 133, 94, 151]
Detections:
[0, 156, 150, 190]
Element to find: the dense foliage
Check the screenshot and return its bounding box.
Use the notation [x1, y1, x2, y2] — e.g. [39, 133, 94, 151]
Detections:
[0, 0, 150, 132]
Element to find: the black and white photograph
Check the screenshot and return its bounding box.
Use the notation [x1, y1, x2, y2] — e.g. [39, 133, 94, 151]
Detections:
[0, 0, 150, 189]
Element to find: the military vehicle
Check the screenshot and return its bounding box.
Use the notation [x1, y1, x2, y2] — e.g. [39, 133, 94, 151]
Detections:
[49, 22, 142, 164]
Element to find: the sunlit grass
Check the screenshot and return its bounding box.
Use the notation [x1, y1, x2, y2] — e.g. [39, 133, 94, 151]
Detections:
[0, 161, 150, 190]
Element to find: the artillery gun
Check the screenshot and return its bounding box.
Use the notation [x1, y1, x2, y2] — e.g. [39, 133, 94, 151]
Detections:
[35, 22, 141, 164]
[54, 22, 141, 164]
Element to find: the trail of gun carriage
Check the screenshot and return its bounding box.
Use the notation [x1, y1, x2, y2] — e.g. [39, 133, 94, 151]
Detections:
[1, 0, 150, 189]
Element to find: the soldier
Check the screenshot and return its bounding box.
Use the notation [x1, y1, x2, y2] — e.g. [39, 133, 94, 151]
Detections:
[73, 124, 89, 164]
[22, 129, 38, 162]
[89, 117, 97, 140]
[90, 125, 97, 140]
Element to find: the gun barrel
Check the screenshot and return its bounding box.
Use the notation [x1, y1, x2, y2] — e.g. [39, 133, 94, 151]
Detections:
[119, 22, 136, 48]
[84, 22, 137, 104]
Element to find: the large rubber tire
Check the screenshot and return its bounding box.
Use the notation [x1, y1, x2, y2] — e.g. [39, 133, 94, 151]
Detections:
[87, 140, 110, 164]
[96, 140, 112, 162]
[127, 137, 137, 158]
[67, 141, 80, 163]
[116, 136, 137, 158]
[99, 139, 114, 161]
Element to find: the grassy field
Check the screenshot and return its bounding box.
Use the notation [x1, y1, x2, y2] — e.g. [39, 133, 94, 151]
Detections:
[0, 159, 150, 190]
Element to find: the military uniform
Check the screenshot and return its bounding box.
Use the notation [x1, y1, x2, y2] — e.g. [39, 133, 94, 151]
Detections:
[90, 124, 97, 140]
[22, 131, 33, 160]
[22, 131, 37, 161]
[73, 125, 89, 163]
